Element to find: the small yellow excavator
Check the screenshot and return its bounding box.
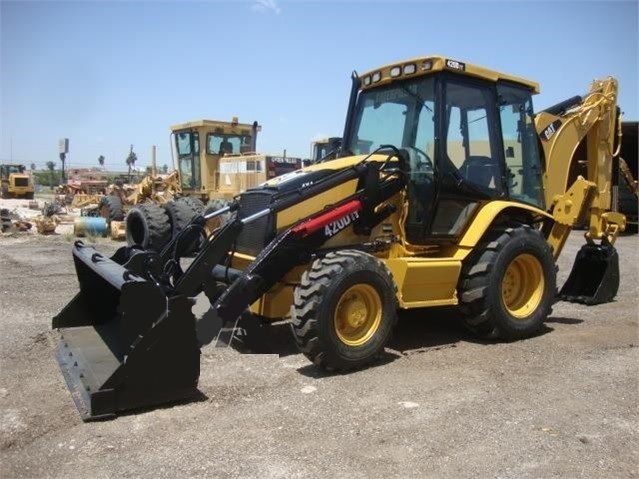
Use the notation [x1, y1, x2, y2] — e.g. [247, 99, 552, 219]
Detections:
[52, 55, 625, 420]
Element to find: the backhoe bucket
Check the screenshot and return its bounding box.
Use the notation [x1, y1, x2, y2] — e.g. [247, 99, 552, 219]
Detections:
[559, 243, 620, 305]
[52, 242, 200, 421]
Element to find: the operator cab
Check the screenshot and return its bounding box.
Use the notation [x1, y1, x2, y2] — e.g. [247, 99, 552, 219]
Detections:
[1, 164, 27, 176]
[171, 119, 258, 194]
[342, 57, 545, 245]
[311, 137, 342, 163]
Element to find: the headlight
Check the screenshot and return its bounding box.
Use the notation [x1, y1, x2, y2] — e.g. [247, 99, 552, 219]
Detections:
[403, 63, 416, 75]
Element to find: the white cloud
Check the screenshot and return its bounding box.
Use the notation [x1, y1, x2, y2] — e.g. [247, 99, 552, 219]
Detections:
[251, 0, 281, 15]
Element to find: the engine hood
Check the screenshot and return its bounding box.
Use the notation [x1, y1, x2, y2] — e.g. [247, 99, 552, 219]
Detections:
[252, 154, 388, 194]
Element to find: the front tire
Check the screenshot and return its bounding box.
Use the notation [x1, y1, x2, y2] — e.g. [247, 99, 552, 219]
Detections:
[291, 250, 398, 371]
[458, 225, 556, 340]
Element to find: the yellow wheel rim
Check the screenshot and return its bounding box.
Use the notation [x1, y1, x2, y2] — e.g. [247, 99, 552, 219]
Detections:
[501, 253, 544, 319]
[334, 284, 382, 346]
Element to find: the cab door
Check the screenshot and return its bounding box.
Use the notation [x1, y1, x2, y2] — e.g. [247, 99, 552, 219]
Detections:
[407, 77, 506, 243]
[175, 130, 201, 191]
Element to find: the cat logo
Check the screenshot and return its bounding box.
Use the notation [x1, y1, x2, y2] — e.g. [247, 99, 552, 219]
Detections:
[542, 120, 563, 141]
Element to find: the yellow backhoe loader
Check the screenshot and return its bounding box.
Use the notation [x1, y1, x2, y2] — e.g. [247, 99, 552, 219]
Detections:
[52, 55, 625, 420]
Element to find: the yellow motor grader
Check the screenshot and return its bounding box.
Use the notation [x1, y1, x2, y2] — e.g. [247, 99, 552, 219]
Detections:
[53, 55, 625, 420]
[116, 118, 303, 252]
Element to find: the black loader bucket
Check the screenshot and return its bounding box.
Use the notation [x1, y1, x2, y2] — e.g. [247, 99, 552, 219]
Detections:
[559, 243, 620, 305]
[52, 242, 200, 421]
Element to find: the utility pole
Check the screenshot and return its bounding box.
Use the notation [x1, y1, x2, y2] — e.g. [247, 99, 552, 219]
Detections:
[151, 145, 157, 177]
[58, 138, 69, 183]
[151, 145, 157, 194]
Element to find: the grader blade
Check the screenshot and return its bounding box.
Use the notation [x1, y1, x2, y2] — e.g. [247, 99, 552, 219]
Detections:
[52, 242, 200, 421]
[559, 243, 620, 305]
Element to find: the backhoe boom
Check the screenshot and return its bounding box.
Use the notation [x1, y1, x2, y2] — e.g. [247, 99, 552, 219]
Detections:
[536, 77, 625, 259]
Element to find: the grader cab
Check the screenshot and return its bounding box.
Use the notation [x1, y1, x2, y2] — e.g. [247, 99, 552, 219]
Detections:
[171, 117, 303, 201]
[310, 137, 342, 164]
[53, 55, 625, 420]
[171, 117, 260, 201]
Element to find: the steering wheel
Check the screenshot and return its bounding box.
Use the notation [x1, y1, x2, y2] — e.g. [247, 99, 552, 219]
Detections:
[402, 146, 433, 173]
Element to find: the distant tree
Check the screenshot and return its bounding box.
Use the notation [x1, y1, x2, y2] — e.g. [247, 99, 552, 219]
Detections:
[145, 166, 153, 175]
[30, 163, 36, 171]
[125, 145, 137, 182]
[98, 155, 105, 170]
[46, 161, 56, 190]
[161, 164, 169, 174]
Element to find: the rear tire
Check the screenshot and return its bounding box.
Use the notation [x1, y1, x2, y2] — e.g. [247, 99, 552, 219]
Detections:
[291, 250, 398, 371]
[125, 202, 171, 252]
[458, 225, 556, 340]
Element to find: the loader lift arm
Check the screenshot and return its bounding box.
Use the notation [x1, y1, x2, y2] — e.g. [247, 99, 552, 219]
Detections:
[52, 155, 403, 420]
[176, 157, 405, 344]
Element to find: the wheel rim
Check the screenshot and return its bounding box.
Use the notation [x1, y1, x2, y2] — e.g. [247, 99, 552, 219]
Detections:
[334, 284, 382, 346]
[501, 253, 544, 319]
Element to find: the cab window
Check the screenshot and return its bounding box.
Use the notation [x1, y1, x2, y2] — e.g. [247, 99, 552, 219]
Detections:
[444, 81, 503, 195]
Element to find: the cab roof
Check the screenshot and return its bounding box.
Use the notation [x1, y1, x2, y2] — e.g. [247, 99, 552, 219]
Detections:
[359, 55, 540, 93]
[170, 118, 258, 133]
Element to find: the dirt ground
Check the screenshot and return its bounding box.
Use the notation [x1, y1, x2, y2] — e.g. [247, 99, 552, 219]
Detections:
[1, 229, 637, 478]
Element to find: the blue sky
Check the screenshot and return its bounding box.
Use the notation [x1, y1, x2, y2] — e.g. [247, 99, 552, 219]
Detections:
[1, 0, 637, 171]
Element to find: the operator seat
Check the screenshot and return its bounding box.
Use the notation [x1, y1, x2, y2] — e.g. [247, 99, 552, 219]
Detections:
[404, 147, 435, 224]
[459, 155, 500, 191]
